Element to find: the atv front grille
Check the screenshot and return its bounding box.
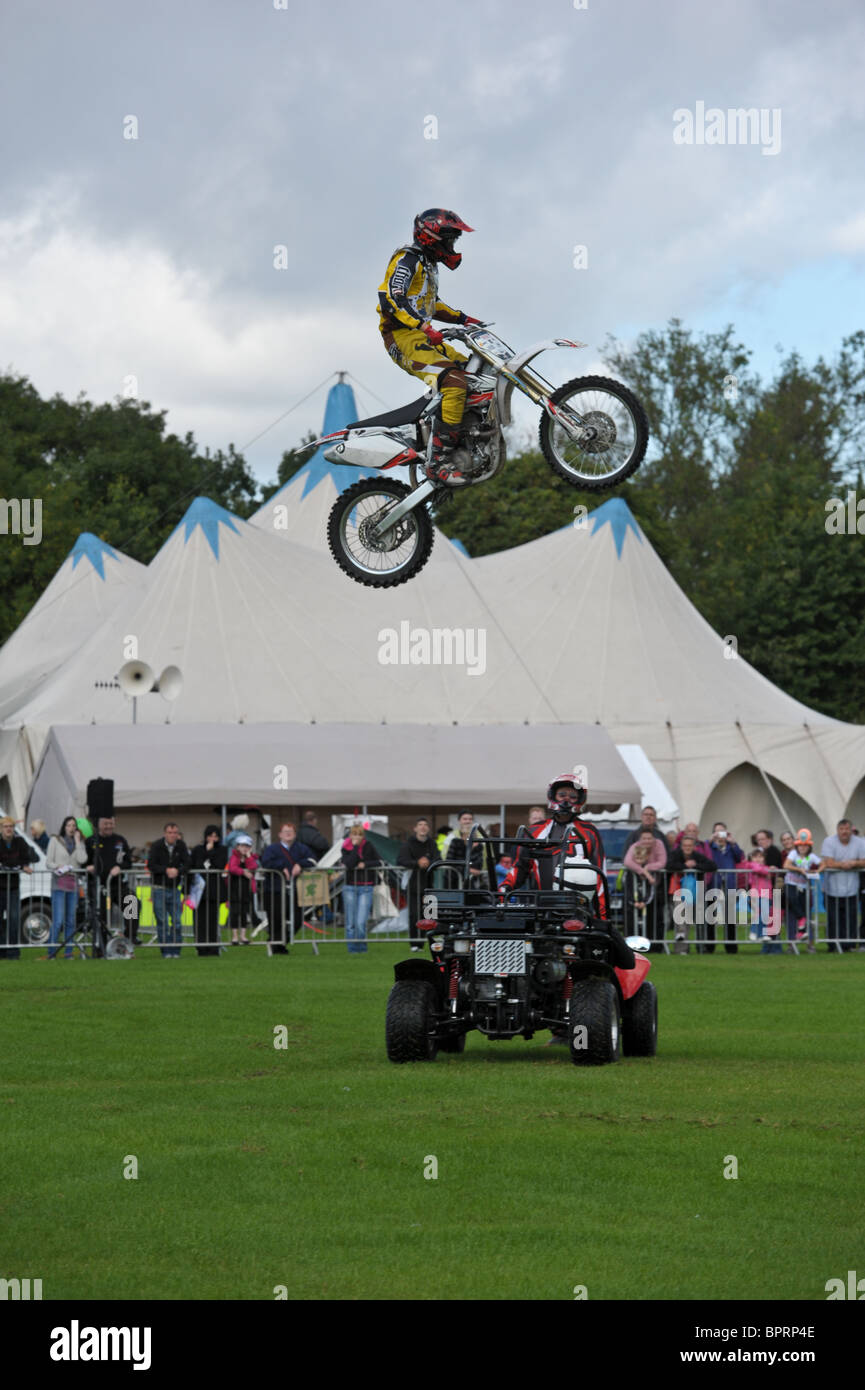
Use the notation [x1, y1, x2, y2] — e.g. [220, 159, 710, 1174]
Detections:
[474, 938, 527, 976]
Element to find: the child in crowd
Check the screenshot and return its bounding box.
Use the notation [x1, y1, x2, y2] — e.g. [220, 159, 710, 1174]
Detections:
[226, 834, 259, 945]
[738, 846, 781, 952]
[782, 829, 822, 954]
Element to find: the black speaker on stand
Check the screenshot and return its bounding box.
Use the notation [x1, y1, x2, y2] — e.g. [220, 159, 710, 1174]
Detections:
[84, 778, 115, 957]
[86, 778, 115, 822]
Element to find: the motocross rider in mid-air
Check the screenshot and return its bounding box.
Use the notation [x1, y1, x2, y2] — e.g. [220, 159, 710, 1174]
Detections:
[500, 772, 635, 1041]
[377, 208, 483, 481]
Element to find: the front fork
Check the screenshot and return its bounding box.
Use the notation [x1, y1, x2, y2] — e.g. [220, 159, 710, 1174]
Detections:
[503, 364, 587, 443]
[367, 477, 438, 541]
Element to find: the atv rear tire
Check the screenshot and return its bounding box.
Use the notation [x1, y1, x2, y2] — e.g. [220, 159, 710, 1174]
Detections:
[385, 980, 439, 1062]
[568, 978, 622, 1066]
[622, 981, 657, 1057]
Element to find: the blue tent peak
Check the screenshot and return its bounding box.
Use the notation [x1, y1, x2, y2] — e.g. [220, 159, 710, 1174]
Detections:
[449, 537, 470, 557]
[589, 497, 641, 559]
[175, 498, 241, 560]
[273, 379, 380, 503]
[70, 532, 120, 580]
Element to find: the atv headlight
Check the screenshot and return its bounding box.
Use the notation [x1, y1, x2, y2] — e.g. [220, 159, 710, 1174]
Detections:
[562, 943, 576, 956]
[430, 937, 444, 953]
[453, 938, 472, 954]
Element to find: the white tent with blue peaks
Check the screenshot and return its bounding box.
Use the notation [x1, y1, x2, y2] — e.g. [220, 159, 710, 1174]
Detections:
[3, 494, 563, 819]
[468, 497, 865, 836]
[4, 488, 863, 838]
[0, 532, 145, 724]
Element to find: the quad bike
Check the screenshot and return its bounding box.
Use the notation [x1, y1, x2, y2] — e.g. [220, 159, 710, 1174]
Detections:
[385, 833, 658, 1066]
[315, 324, 648, 586]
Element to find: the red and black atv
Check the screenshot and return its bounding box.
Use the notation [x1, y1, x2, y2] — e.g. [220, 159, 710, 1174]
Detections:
[385, 833, 657, 1066]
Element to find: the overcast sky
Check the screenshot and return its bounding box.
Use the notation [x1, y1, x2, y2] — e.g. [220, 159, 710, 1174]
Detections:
[1, 0, 863, 484]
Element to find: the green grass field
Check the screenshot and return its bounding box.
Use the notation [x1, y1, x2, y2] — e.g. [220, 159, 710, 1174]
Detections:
[2, 945, 863, 1301]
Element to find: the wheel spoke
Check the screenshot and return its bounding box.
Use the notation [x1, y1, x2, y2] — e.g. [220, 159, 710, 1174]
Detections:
[546, 382, 643, 484]
[343, 493, 418, 573]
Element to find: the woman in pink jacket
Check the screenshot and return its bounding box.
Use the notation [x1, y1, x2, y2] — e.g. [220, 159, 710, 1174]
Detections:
[623, 829, 668, 948]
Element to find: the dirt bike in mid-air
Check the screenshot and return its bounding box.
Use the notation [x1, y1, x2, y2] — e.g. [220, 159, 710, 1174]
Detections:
[315, 324, 648, 587]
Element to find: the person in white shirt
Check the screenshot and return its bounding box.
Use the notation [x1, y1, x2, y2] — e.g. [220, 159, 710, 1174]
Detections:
[820, 820, 865, 953]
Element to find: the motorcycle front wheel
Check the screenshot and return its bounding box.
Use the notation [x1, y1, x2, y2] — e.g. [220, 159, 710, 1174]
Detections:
[327, 478, 434, 587]
[539, 375, 648, 490]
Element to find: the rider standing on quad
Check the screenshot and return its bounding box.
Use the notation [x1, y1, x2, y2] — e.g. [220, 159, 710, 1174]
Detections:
[377, 208, 483, 480]
[500, 773, 610, 918]
[501, 772, 633, 1044]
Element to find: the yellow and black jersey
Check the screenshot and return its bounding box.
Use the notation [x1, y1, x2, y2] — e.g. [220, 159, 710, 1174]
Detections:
[377, 244, 466, 335]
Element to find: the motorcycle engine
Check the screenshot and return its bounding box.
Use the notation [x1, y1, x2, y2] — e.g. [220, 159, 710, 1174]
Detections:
[458, 407, 498, 478]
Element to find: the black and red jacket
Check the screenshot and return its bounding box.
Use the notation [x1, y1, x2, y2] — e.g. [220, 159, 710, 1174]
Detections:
[500, 817, 608, 918]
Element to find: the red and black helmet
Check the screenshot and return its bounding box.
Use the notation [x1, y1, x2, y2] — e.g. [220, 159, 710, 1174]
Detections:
[547, 772, 588, 815]
[413, 208, 473, 269]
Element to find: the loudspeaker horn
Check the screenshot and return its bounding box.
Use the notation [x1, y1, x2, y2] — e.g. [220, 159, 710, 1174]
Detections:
[155, 665, 183, 702]
[118, 660, 155, 696]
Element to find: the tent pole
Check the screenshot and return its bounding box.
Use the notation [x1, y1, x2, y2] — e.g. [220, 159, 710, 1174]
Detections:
[499, 802, 506, 844]
[221, 804, 227, 839]
[802, 722, 846, 808]
[735, 722, 794, 834]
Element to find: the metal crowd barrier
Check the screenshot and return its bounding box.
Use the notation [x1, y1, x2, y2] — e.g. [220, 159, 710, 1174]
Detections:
[613, 862, 863, 953]
[2, 865, 290, 955]
[4, 857, 862, 956]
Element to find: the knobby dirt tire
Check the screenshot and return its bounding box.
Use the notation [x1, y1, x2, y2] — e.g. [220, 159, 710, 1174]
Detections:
[327, 478, 434, 588]
[385, 980, 439, 1062]
[568, 977, 622, 1066]
[539, 375, 648, 491]
[622, 980, 658, 1057]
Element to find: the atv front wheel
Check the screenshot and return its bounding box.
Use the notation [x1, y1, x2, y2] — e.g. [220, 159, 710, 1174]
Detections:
[568, 978, 622, 1066]
[622, 981, 657, 1057]
[385, 980, 439, 1062]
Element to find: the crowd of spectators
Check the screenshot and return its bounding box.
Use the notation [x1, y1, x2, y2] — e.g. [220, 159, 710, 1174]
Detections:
[617, 806, 865, 954]
[2, 803, 864, 960]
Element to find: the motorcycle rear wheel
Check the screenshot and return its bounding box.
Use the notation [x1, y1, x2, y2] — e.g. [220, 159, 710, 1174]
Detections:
[327, 478, 434, 587]
[539, 375, 648, 490]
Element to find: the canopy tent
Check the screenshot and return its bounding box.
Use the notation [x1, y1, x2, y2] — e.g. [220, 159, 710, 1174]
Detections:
[581, 743, 680, 826]
[0, 493, 574, 814]
[4, 473, 863, 839]
[0, 533, 145, 723]
[25, 722, 640, 832]
[467, 498, 865, 837]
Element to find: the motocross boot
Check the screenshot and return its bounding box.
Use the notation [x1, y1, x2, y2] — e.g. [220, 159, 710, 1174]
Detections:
[425, 421, 470, 483]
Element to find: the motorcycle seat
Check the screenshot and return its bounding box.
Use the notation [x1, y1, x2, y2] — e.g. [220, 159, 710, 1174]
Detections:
[347, 396, 431, 429]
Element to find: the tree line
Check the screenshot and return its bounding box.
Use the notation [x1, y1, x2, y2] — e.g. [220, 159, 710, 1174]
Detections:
[1, 319, 863, 721]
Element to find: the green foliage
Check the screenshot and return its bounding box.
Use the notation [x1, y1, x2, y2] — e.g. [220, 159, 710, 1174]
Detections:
[0, 374, 258, 645]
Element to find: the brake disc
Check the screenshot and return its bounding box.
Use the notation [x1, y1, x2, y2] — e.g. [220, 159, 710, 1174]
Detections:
[576, 410, 617, 455]
[358, 509, 411, 553]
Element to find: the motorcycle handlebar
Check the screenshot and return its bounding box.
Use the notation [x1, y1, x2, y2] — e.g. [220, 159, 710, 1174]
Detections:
[438, 321, 493, 340]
